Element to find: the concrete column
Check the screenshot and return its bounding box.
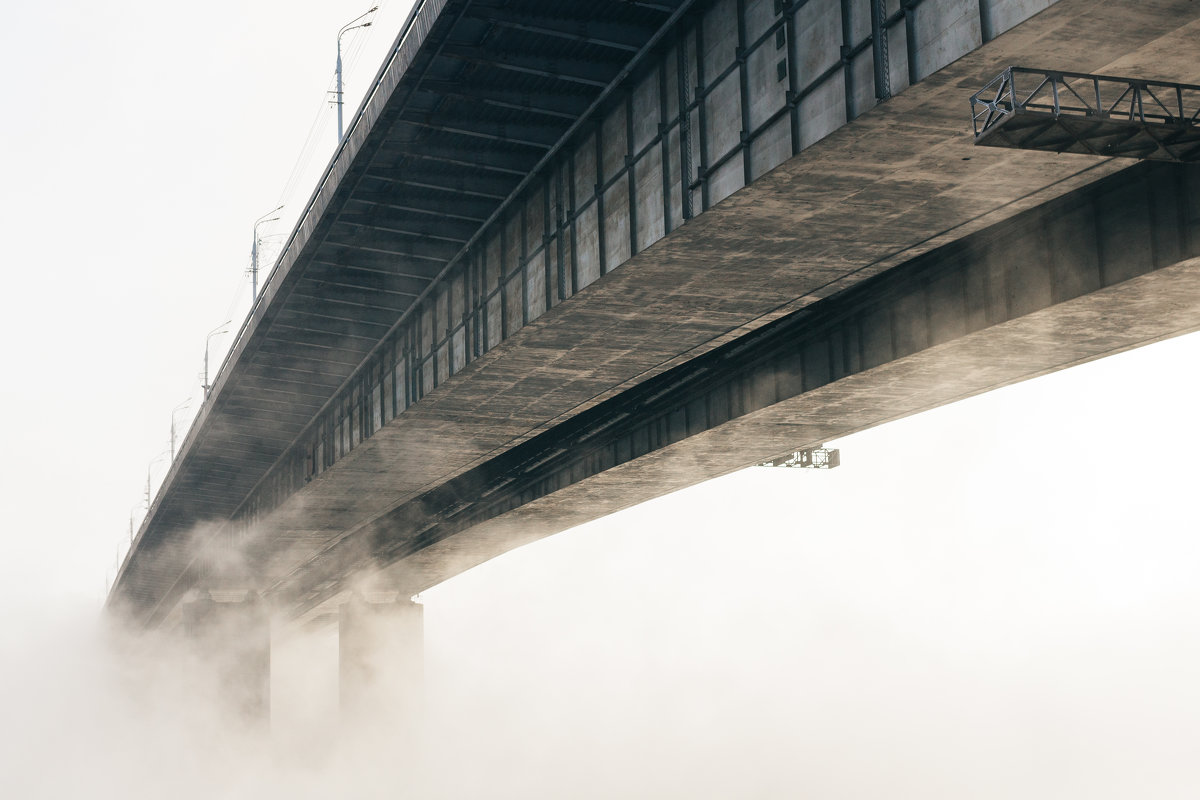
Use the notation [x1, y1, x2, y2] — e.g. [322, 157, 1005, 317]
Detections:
[181, 591, 271, 726]
[339, 594, 423, 734]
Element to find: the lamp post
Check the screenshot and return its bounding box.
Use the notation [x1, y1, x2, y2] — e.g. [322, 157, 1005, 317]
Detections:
[170, 398, 192, 461]
[250, 205, 283, 300]
[202, 321, 232, 400]
[129, 502, 146, 544]
[336, 6, 378, 141]
[144, 450, 171, 509]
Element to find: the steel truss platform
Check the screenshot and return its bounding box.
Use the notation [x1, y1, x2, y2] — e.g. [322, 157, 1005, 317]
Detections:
[970, 67, 1200, 162]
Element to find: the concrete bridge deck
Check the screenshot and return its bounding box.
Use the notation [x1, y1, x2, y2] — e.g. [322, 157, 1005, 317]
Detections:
[110, 0, 1200, 628]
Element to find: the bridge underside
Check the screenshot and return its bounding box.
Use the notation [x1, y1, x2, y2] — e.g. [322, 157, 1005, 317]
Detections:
[280, 160, 1200, 619]
[111, 0, 1200, 628]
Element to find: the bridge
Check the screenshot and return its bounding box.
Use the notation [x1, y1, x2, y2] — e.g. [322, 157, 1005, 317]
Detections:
[108, 0, 1200, 721]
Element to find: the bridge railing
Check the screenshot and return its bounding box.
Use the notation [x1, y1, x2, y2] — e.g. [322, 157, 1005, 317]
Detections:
[970, 66, 1200, 139]
[202, 1, 441, 416]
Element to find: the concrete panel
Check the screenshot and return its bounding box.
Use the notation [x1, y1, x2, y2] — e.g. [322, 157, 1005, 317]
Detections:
[601, 103, 626, 186]
[909, 0, 983, 81]
[451, 329, 466, 373]
[420, 357, 434, 396]
[527, 252, 546, 322]
[751, 117, 792, 181]
[892, 289, 929, 357]
[843, 323, 863, 374]
[747, 33, 787, 131]
[485, 295, 502, 349]
[846, 0, 872, 42]
[702, 0, 739, 78]
[799, 71, 847, 149]
[663, 44, 680, 122]
[746, 0, 778, 42]
[982, 239, 1010, 324]
[885, 1, 911, 95]
[775, 349, 805, 398]
[575, 202, 600, 290]
[860, 306, 894, 368]
[436, 344, 449, 385]
[1151, 181, 1185, 269]
[708, 157, 745, 206]
[705, 73, 743, 166]
[434, 289, 447, 342]
[449, 273, 464, 325]
[1187, 168, 1200, 227]
[632, 70, 660, 155]
[686, 395, 708, 436]
[604, 175, 632, 271]
[635, 147, 666, 251]
[484, 233, 501, 293]
[1097, 182, 1154, 287]
[849, 50, 876, 118]
[928, 267, 968, 345]
[745, 368, 778, 412]
[418, 307, 432, 362]
[982, 0, 1055, 40]
[503, 214, 521, 277]
[504, 273, 523, 335]
[523, 189, 544, 257]
[709, 384, 733, 427]
[1004, 219, 1053, 319]
[795, 0, 843, 89]
[802, 337, 832, 391]
[573, 133, 596, 209]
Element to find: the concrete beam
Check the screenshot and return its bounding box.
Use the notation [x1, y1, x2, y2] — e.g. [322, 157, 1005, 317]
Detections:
[279, 161, 1200, 609]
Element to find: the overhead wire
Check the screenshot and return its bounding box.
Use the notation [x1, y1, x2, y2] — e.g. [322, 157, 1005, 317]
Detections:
[117, 2, 395, 598]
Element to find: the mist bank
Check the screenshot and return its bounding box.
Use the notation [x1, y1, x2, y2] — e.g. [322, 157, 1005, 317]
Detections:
[6, 334, 1200, 798]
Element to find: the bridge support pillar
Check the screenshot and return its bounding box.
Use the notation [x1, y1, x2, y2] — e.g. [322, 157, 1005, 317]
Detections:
[181, 591, 271, 727]
[339, 594, 423, 736]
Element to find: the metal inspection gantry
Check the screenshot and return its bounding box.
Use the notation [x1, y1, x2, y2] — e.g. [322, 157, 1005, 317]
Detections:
[971, 66, 1200, 162]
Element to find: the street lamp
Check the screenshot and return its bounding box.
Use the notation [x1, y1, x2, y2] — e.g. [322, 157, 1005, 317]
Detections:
[145, 450, 171, 509]
[336, 6, 378, 141]
[129, 502, 146, 544]
[250, 205, 283, 300]
[170, 398, 192, 461]
[202, 321, 232, 400]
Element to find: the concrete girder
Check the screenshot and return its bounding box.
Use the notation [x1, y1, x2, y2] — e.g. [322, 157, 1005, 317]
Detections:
[112, 0, 1200, 626]
[276, 161, 1200, 612]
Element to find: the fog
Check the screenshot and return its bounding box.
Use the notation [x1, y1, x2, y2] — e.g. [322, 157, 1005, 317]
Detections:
[3, 334, 1200, 798]
[4, 0, 1198, 794]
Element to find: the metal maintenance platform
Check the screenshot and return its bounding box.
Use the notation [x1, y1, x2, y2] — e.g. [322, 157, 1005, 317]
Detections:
[971, 67, 1200, 162]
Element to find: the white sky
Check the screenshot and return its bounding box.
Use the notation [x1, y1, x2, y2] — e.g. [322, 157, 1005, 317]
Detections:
[2, 1, 1199, 797]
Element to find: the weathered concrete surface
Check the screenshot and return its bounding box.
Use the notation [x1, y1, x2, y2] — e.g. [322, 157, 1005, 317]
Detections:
[122, 0, 1200, 627]
[267, 159, 1200, 614]
[362, 252, 1200, 607]
[242, 2, 1200, 595]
